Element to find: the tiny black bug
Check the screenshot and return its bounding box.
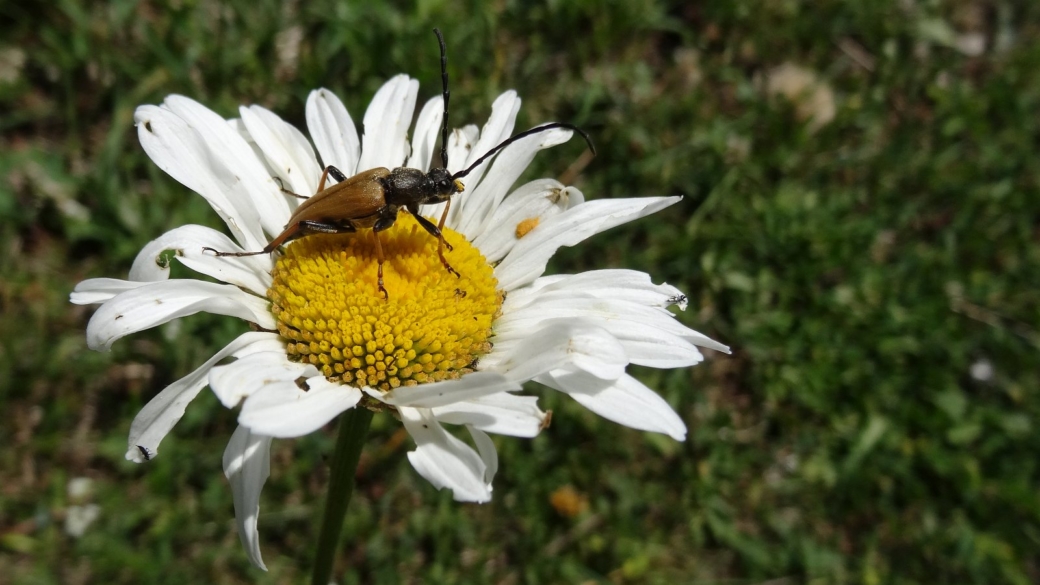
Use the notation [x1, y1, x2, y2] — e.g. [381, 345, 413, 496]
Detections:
[204, 28, 595, 299]
[137, 445, 153, 461]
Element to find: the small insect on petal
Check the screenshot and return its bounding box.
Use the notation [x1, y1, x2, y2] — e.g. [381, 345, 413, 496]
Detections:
[515, 217, 540, 239]
[667, 294, 689, 311]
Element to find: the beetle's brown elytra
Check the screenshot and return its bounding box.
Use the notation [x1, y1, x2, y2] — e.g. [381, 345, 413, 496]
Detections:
[203, 28, 595, 300]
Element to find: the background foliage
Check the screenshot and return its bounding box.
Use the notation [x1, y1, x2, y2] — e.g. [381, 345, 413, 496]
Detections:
[2, 0, 1039, 583]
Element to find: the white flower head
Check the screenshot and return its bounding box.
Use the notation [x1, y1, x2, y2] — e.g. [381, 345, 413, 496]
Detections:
[72, 75, 728, 570]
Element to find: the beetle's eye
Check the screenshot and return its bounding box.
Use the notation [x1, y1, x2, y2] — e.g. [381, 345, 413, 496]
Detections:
[440, 179, 452, 192]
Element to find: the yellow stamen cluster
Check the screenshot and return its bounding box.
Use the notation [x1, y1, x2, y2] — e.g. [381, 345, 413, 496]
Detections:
[268, 214, 502, 391]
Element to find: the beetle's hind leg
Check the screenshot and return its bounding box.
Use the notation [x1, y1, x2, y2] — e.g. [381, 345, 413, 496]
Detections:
[202, 225, 301, 257]
[275, 165, 349, 200]
[296, 219, 357, 235]
[202, 220, 357, 258]
[274, 177, 308, 199]
[325, 166, 348, 183]
[203, 247, 270, 257]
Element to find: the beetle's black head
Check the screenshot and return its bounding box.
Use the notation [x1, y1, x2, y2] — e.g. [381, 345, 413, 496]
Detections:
[426, 167, 464, 203]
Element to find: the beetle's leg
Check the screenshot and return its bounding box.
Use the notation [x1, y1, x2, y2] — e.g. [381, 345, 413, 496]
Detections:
[437, 198, 451, 230]
[202, 224, 303, 257]
[296, 219, 357, 235]
[274, 177, 308, 199]
[311, 165, 348, 194]
[407, 205, 459, 279]
[405, 204, 453, 252]
[369, 206, 400, 301]
[372, 230, 388, 300]
[202, 220, 357, 257]
[372, 205, 399, 232]
[203, 247, 267, 257]
[276, 163, 347, 200]
[434, 199, 458, 277]
[326, 166, 348, 183]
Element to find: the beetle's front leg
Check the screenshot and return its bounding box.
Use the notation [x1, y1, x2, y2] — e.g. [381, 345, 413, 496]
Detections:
[406, 204, 459, 279]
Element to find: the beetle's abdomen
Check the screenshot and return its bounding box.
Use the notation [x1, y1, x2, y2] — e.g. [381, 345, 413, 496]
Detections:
[384, 168, 431, 205]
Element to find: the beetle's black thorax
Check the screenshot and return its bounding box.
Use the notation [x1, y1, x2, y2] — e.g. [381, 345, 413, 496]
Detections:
[385, 167, 436, 206]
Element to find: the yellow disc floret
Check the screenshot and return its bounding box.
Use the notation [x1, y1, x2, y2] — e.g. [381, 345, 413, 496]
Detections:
[268, 213, 501, 391]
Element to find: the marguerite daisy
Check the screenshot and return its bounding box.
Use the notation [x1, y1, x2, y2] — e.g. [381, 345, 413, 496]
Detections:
[71, 74, 728, 569]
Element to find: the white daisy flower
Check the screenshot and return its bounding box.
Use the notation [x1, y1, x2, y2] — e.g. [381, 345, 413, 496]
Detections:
[71, 75, 728, 569]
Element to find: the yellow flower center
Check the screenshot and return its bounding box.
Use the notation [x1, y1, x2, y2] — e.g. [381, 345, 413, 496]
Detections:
[268, 213, 502, 391]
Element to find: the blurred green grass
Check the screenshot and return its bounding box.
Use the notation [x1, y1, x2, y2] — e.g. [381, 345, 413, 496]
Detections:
[3, 0, 1040, 583]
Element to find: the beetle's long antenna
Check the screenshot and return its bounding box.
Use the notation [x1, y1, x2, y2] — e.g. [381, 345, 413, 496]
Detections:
[435, 28, 450, 170]
[452, 123, 596, 180]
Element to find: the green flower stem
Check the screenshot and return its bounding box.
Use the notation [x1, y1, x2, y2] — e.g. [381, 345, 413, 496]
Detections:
[311, 407, 374, 585]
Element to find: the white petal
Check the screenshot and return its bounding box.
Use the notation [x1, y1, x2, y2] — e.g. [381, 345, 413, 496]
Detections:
[508, 270, 687, 313]
[495, 297, 711, 367]
[226, 117, 270, 164]
[162, 96, 293, 235]
[211, 353, 363, 438]
[225, 117, 300, 212]
[424, 123, 479, 223]
[544, 283, 723, 349]
[406, 96, 444, 172]
[125, 332, 282, 462]
[71, 278, 150, 305]
[209, 351, 318, 408]
[238, 375, 363, 438]
[504, 271, 729, 354]
[135, 104, 267, 251]
[455, 127, 574, 238]
[481, 319, 627, 383]
[223, 425, 272, 571]
[86, 280, 275, 352]
[467, 427, 498, 486]
[239, 105, 323, 197]
[128, 224, 272, 294]
[400, 407, 491, 502]
[141, 96, 292, 244]
[378, 371, 520, 408]
[445, 124, 479, 175]
[494, 196, 682, 291]
[459, 91, 520, 187]
[431, 392, 547, 437]
[471, 179, 580, 262]
[306, 88, 360, 176]
[447, 92, 520, 228]
[357, 75, 419, 171]
[537, 370, 687, 441]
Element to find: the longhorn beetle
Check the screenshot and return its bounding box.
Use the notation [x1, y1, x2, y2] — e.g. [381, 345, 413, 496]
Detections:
[203, 28, 595, 300]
